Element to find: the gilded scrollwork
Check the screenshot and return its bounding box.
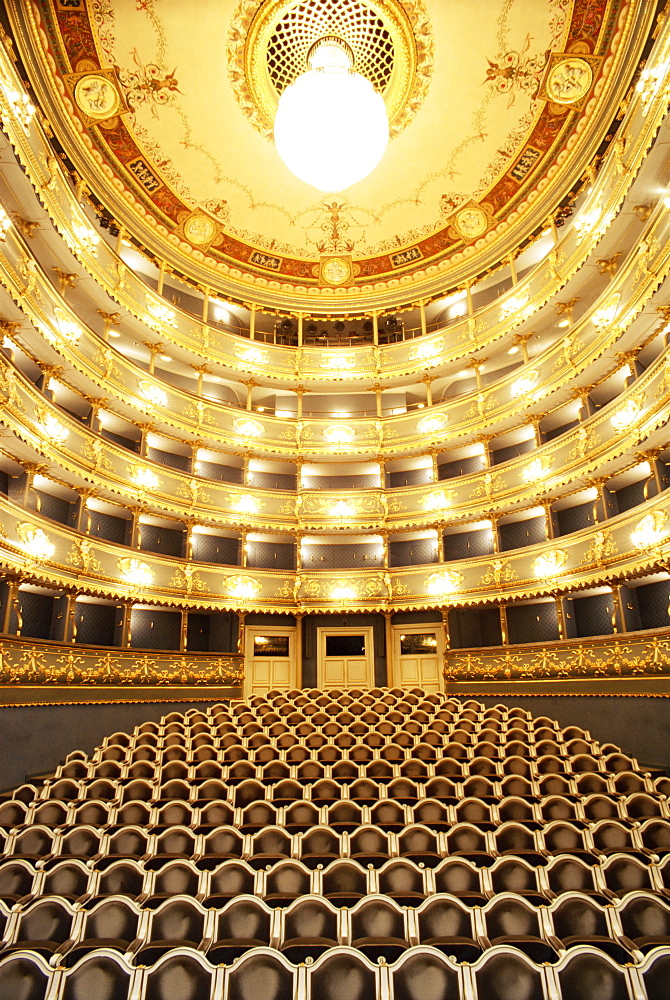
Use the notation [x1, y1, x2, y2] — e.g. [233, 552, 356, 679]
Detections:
[168, 564, 207, 595]
[0, 638, 244, 687]
[67, 538, 103, 575]
[480, 558, 517, 588]
[444, 633, 670, 683]
[581, 528, 618, 568]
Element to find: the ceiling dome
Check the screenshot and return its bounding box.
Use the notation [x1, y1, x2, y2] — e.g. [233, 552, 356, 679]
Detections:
[8, 0, 649, 312]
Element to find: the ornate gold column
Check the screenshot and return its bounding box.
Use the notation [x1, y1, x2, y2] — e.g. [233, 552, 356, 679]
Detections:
[1, 578, 20, 634]
[180, 610, 188, 653]
[490, 513, 500, 554]
[384, 610, 394, 687]
[62, 591, 78, 644]
[295, 611, 303, 688]
[441, 607, 451, 651]
[97, 310, 121, 341]
[513, 332, 531, 363]
[610, 584, 626, 634]
[556, 595, 568, 640]
[120, 602, 132, 648]
[85, 396, 107, 433]
[419, 374, 434, 407]
[144, 341, 163, 375]
[499, 603, 509, 645]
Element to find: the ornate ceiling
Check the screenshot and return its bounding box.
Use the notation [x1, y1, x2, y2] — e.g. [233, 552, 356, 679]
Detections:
[10, 0, 649, 311]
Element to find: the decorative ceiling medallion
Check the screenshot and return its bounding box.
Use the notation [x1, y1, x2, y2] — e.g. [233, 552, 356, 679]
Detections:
[537, 52, 602, 112]
[231, 0, 433, 139]
[319, 256, 355, 286]
[64, 68, 129, 128]
[174, 210, 224, 252]
[446, 201, 495, 244]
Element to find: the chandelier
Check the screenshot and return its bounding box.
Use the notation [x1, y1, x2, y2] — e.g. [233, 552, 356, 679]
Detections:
[274, 36, 389, 192]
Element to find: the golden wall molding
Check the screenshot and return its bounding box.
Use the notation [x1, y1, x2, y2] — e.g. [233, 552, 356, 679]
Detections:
[0, 635, 243, 688]
[3, 307, 670, 536]
[444, 629, 670, 685]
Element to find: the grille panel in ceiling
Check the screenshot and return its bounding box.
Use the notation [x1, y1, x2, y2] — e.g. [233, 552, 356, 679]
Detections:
[266, 0, 395, 94]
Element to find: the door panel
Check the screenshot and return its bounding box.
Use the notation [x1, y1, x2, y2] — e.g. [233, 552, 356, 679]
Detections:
[245, 628, 295, 695]
[318, 628, 374, 689]
[393, 626, 443, 692]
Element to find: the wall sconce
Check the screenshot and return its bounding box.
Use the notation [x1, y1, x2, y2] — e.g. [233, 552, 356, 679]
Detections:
[631, 511, 667, 550]
[234, 417, 264, 438]
[417, 412, 448, 435]
[139, 381, 167, 408]
[133, 467, 160, 490]
[511, 371, 538, 397]
[17, 523, 54, 562]
[227, 575, 262, 600]
[425, 569, 463, 596]
[230, 494, 261, 515]
[119, 557, 154, 588]
[532, 549, 568, 578]
[323, 424, 355, 444]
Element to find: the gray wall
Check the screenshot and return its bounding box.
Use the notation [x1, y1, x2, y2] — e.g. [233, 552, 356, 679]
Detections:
[0, 700, 218, 791]
[474, 694, 670, 770]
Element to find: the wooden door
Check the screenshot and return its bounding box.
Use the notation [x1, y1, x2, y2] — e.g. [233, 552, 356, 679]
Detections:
[392, 625, 443, 692]
[317, 627, 374, 689]
[244, 627, 296, 696]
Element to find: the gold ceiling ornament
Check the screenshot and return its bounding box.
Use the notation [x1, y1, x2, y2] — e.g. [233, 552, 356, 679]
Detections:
[63, 67, 130, 129]
[536, 52, 602, 112]
[230, 0, 432, 139]
[174, 209, 224, 252]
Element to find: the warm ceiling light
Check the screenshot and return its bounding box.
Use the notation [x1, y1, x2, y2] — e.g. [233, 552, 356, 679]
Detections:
[274, 36, 389, 192]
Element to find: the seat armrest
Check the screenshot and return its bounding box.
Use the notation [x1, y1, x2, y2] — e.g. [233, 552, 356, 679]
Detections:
[13, 893, 35, 909]
[546, 934, 565, 954]
[35, 854, 54, 869]
[617, 934, 644, 963]
[125, 937, 143, 957]
[476, 934, 492, 950]
[74, 893, 93, 909]
[197, 937, 212, 953]
[86, 853, 103, 869]
[49, 938, 74, 967]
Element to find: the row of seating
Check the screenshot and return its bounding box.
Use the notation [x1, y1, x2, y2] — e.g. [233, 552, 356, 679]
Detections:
[2, 890, 670, 966]
[2, 852, 669, 909]
[1, 945, 669, 1000]
[7, 786, 667, 823]
[2, 817, 669, 867]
